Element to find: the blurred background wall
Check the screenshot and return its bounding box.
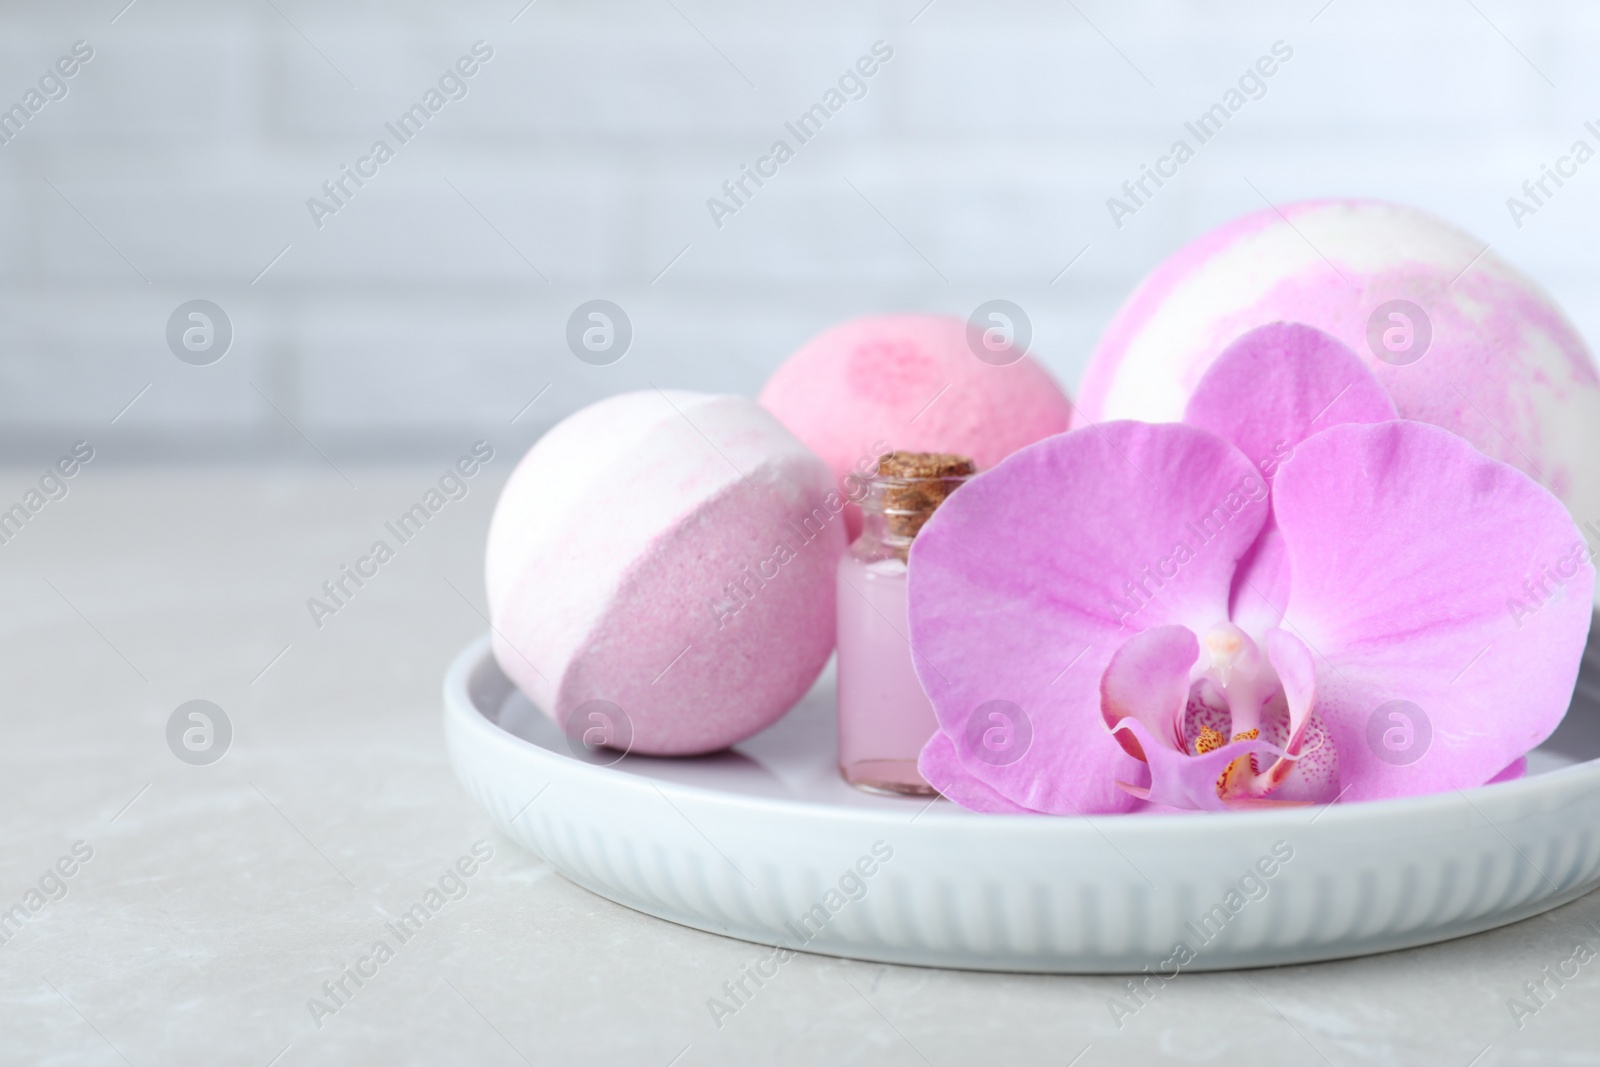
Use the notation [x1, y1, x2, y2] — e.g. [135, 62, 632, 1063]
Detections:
[0, 0, 1596, 462]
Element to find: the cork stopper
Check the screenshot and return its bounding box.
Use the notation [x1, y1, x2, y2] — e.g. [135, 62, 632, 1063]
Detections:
[874, 451, 976, 555]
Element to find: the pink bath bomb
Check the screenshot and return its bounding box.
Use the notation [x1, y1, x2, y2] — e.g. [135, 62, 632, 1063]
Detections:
[759, 314, 1074, 538]
[1079, 199, 1600, 603]
[485, 390, 844, 756]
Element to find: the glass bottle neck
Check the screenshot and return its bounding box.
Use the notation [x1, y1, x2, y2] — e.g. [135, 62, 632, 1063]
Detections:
[852, 471, 970, 563]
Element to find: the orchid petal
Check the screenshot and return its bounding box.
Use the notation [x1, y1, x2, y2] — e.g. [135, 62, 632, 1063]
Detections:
[1486, 756, 1528, 785]
[1183, 322, 1397, 482]
[1185, 323, 1396, 633]
[1228, 526, 1291, 635]
[917, 732, 1041, 814]
[907, 421, 1268, 813]
[1111, 719, 1286, 811]
[1273, 420, 1596, 800]
[1099, 624, 1198, 760]
[1265, 627, 1317, 756]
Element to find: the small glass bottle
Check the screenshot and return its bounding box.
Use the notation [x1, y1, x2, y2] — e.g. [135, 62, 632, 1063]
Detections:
[837, 452, 975, 795]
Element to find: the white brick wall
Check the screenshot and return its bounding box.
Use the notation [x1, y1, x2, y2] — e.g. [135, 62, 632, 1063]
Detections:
[1, 0, 1598, 460]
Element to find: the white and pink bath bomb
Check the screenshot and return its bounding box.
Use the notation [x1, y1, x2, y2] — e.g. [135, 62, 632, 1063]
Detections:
[760, 314, 1074, 538]
[1079, 199, 1600, 601]
[486, 391, 844, 756]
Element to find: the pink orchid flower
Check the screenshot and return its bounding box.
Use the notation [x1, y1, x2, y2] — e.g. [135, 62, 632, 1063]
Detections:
[908, 323, 1595, 814]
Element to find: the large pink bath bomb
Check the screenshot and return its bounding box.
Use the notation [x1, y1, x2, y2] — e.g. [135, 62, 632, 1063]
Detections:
[759, 314, 1074, 538]
[486, 391, 844, 756]
[1080, 199, 1600, 604]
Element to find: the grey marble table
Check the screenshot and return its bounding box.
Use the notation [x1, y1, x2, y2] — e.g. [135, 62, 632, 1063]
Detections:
[1, 465, 1595, 1067]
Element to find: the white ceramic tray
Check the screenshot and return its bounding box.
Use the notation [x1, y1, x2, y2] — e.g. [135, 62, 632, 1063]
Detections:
[443, 630, 1600, 973]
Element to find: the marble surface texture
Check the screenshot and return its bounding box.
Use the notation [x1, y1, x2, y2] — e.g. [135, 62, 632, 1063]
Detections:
[1, 465, 1597, 1067]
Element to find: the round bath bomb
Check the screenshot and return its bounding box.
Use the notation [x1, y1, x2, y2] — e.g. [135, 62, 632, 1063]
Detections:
[759, 313, 1073, 538]
[486, 390, 844, 756]
[1079, 199, 1600, 601]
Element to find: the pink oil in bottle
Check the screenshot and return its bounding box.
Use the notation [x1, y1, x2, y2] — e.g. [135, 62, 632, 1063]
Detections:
[836, 453, 973, 796]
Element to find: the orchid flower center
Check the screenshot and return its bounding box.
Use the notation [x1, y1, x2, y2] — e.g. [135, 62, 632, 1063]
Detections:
[1188, 622, 1284, 797]
[1197, 621, 1271, 733]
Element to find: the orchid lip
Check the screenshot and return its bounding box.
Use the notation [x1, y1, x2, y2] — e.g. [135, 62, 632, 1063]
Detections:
[1099, 620, 1337, 810]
